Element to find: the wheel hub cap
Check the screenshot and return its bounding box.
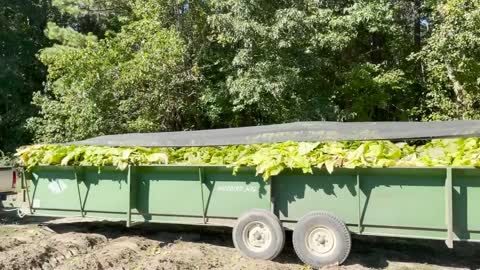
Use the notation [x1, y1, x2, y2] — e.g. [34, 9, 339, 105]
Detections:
[242, 221, 272, 252]
[306, 226, 336, 255]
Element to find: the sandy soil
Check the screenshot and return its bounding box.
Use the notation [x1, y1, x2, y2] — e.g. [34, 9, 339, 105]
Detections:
[0, 215, 479, 270]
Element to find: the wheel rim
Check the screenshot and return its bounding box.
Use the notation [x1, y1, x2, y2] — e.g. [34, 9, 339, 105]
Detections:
[305, 226, 336, 256]
[242, 221, 272, 253]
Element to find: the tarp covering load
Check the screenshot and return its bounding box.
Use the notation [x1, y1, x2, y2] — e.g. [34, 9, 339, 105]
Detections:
[71, 120, 480, 147]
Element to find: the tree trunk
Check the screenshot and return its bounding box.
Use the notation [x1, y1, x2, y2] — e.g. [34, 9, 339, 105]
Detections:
[414, 0, 422, 49]
[445, 61, 471, 119]
[370, 32, 384, 64]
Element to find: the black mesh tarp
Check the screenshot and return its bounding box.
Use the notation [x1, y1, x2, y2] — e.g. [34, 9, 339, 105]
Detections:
[71, 120, 480, 147]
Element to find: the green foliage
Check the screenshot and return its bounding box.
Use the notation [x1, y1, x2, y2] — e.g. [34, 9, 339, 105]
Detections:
[52, 0, 130, 18]
[207, 0, 418, 123]
[45, 22, 98, 47]
[3, 0, 480, 151]
[0, 0, 50, 152]
[415, 0, 480, 120]
[27, 0, 432, 146]
[31, 12, 201, 142]
[16, 138, 480, 180]
[51, 0, 131, 36]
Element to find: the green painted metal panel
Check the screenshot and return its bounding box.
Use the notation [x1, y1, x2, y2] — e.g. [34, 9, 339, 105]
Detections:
[357, 225, 448, 240]
[21, 165, 480, 242]
[273, 168, 456, 240]
[464, 232, 480, 241]
[452, 169, 480, 240]
[130, 166, 270, 222]
[32, 209, 126, 220]
[358, 168, 446, 229]
[273, 169, 358, 224]
[131, 213, 229, 226]
[202, 167, 270, 218]
[80, 167, 128, 214]
[27, 166, 128, 217]
[29, 167, 80, 211]
[135, 166, 203, 217]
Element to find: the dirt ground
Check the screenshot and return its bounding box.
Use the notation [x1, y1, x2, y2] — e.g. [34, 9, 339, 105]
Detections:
[1, 215, 480, 270]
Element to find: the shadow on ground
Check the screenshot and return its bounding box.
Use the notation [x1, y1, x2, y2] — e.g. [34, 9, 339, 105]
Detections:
[23, 218, 478, 270]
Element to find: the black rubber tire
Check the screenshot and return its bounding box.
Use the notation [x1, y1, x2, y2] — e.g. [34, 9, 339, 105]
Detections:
[292, 211, 351, 268]
[232, 209, 285, 260]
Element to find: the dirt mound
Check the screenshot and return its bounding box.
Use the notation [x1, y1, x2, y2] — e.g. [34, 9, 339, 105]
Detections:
[123, 240, 301, 270]
[56, 236, 158, 270]
[0, 222, 303, 270]
[55, 234, 300, 270]
[1, 219, 480, 270]
[0, 231, 106, 270]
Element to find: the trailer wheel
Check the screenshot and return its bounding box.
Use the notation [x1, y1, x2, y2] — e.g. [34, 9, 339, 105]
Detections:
[233, 209, 285, 260]
[293, 211, 351, 268]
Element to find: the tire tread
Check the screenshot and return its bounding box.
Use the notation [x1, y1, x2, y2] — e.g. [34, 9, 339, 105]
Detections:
[292, 211, 351, 267]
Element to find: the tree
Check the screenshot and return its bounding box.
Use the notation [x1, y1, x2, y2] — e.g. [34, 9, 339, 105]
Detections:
[206, 0, 419, 123]
[416, 0, 480, 120]
[30, 0, 208, 143]
[0, 0, 50, 152]
[26, 0, 480, 145]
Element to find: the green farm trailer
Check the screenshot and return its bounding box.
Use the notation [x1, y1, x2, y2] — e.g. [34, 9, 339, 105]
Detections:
[4, 121, 480, 268]
[2, 165, 480, 268]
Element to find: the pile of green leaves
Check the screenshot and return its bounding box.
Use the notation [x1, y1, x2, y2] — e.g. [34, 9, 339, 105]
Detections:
[16, 138, 480, 180]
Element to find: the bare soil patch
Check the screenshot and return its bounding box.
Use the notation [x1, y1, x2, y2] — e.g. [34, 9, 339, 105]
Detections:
[0, 216, 479, 270]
